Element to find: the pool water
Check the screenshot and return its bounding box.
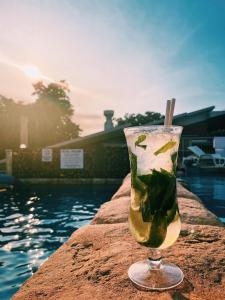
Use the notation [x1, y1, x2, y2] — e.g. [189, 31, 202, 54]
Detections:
[0, 184, 119, 300]
[181, 176, 225, 224]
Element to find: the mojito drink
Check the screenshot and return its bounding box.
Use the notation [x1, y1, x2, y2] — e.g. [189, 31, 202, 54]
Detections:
[124, 126, 183, 249]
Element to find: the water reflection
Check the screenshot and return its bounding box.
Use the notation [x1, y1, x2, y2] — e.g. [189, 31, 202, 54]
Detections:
[0, 184, 119, 300]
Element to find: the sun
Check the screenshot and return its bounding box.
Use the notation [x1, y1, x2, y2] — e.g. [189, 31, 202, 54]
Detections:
[21, 64, 43, 80]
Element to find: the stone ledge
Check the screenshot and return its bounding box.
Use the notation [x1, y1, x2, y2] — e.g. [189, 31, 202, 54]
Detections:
[92, 175, 223, 227]
[111, 175, 199, 201]
[13, 175, 224, 300]
[13, 223, 225, 300]
[92, 195, 223, 227]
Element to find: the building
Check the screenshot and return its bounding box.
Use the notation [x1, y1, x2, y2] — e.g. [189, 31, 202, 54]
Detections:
[13, 106, 225, 179]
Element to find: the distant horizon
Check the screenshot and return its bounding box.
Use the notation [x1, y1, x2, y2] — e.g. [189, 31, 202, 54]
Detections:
[0, 0, 225, 135]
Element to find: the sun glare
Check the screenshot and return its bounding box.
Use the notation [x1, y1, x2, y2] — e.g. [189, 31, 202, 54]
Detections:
[22, 64, 43, 80]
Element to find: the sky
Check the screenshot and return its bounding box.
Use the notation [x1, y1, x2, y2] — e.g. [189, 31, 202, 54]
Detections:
[0, 0, 225, 135]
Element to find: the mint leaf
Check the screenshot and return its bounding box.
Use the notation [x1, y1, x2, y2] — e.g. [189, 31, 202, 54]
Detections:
[128, 149, 137, 178]
[135, 135, 147, 150]
[171, 152, 177, 174]
[171, 152, 177, 165]
[138, 169, 176, 214]
[145, 211, 167, 248]
[138, 145, 147, 150]
[135, 134, 146, 146]
[129, 150, 177, 227]
[154, 140, 176, 155]
[128, 149, 147, 198]
[158, 168, 176, 211]
[141, 193, 152, 222]
[138, 174, 152, 186]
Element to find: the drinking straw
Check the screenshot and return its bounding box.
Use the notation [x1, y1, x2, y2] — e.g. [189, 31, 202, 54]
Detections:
[164, 98, 176, 126]
[168, 98, 176, 125]
[164, 100, 171, 126]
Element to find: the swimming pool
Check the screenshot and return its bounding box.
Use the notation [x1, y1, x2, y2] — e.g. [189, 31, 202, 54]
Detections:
[0, 184, 119, 300]
[181, 175, 225, 224]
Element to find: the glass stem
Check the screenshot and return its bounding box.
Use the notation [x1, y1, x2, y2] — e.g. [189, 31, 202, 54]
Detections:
[148, 249, 162, 270]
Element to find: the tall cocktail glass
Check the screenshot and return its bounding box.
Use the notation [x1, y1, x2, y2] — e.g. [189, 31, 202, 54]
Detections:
[124, 125, 183, 290]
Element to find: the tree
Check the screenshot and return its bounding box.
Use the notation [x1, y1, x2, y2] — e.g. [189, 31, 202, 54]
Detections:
[0, 95, 24, 153]
[29, 81, 81, 147]
[115, 111, 163, 127]
[0, 80, 81, 153]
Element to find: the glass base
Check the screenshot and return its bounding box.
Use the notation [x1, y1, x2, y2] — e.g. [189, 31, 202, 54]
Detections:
[128, 259, 184, 291]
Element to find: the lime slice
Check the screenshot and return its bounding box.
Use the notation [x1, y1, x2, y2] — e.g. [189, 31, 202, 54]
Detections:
[129, 149, 148, 211]
[129, 207, 151, 243]
[130, 187, 144, 211]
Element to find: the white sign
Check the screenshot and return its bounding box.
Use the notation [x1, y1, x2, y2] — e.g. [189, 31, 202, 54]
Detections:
[60, 149, 84, 169]
[42, 148, 53, 162]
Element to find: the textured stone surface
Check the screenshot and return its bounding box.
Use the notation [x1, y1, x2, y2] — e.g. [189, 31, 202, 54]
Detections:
[91, 196, 129, 225]
[111, 174, 131, 200]
[178, 197, 223, 226]
[13, 223, 225, 300]
[13, 175, 224, 300]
